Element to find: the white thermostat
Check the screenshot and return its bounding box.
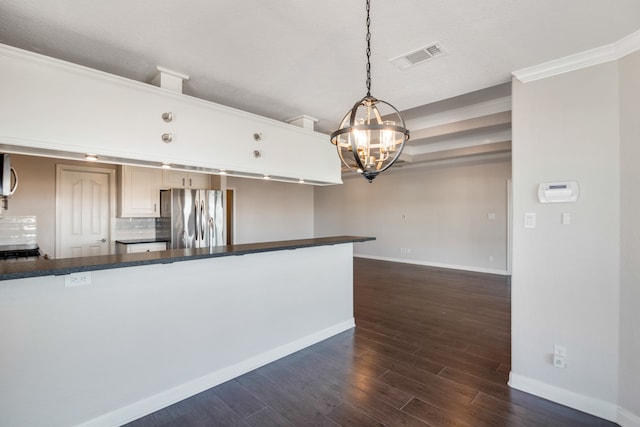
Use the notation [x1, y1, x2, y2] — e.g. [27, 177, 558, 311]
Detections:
[538, 181, 579, 203]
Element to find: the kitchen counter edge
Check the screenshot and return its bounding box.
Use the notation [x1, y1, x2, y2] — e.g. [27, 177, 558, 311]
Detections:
[0, 236, 375, 281]
[115, 238, 170, 245]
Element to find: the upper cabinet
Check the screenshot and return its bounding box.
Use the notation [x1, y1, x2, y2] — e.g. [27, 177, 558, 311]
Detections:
[118, 166, 162, 217]
[0, 44, 342, 185]
[161, 170, 210, 189]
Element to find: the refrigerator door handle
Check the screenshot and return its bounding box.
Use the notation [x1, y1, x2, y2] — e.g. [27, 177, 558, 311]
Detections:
[194, 199, 199, 241]
[200, 201, 206, 241]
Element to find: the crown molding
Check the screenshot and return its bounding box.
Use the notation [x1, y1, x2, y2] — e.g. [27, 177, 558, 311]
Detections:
[615, 29, 640, 58]
[513, 29, 640, 83]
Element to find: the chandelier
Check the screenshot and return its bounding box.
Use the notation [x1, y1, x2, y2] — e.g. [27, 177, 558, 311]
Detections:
[330, 0, 410, 183]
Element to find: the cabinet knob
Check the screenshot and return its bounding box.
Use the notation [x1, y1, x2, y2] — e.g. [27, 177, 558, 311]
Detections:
[161, 112, 173, 122]
[162, 133, 173, 143]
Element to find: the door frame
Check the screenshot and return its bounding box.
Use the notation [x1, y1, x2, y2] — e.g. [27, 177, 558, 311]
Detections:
[507, 178, 513, 275]
[225, 187, 236, 245]
[55, 164, 116, 258]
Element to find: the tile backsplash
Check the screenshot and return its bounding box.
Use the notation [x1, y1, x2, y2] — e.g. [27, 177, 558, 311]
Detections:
[114, 217, 156, 240]
[0, 216, 37, 246]
[0, 216, 158, 249]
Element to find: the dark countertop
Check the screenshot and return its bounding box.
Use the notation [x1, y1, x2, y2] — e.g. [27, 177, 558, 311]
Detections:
[115, 238, 170, 245]
[0, 236, 375, 281]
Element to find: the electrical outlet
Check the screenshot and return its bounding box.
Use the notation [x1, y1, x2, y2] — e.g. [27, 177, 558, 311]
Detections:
[65, 272, 92, 287]
[489, 255, 494, 262]
[553, 355, 567, 368]
[553, 344, 567, 368]
[553, 344, 567, 358]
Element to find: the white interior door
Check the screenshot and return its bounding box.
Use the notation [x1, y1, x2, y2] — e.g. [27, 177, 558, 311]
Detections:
[56, 165, 115, 258]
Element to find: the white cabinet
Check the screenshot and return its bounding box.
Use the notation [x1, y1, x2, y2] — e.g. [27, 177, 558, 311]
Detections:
[161, 170, 210, 189]
[118, 166, 162, 217]
[0, 44, 342, 185]
[185, 172, 210, 189]
[117, 241, 167, 254]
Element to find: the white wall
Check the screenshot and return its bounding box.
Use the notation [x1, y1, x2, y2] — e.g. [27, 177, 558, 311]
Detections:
[314, 158, 511, 274]
[0, 244, 355, 427]
[510, 61, 621, 419]
[618, 50, 640, 422]
[227, 176, 314, 244]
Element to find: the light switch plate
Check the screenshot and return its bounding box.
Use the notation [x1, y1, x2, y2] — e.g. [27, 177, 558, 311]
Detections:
[524, 212, 536, 229]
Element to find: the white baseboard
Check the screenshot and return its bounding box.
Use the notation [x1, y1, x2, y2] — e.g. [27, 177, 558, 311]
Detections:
[618, 406, 640, 427]
[77, 319, 355, 427]
[354, 253, 510, 276]
[508, 372, 618, 422]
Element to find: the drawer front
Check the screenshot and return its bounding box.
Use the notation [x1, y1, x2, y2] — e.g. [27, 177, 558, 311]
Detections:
[126, 242, 167, 253]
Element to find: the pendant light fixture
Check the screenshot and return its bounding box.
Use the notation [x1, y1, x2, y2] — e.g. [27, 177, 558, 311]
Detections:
[330, 0, 410, 183]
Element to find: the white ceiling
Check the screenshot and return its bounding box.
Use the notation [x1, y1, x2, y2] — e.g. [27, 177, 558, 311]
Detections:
[1, 0, 639, 164]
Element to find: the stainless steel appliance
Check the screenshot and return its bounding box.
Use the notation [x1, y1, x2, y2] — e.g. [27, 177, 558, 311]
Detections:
[0, 154, 18, 197]
[156, 189, 224, 249]
[0, 244, 40, 261]
[0, 154, 18, 210]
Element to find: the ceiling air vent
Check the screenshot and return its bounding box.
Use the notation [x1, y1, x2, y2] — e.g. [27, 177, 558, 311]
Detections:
[389, 43, 446, 70]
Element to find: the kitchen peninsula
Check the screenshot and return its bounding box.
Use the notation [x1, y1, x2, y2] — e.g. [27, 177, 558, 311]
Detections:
[0, 236, 373, 427]
[0, 40, 356, 427]
[0, 236, 371, 280]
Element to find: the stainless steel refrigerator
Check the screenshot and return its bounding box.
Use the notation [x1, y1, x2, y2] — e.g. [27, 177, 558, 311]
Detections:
[156, 189, 224, 249]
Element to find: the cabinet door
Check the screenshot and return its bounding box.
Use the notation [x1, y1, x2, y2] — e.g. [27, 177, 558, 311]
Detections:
[187, 172, 210, 189]
[162, 170, 210, 189]
[162, 169, 187, 189]
[119, 166, 161, 217]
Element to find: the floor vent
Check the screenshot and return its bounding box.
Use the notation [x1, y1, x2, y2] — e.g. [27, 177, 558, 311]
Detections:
[390, 43, 446, 70]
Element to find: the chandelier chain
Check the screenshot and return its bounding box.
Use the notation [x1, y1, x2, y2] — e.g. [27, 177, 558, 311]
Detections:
[329, 0, 410, 183]
[365, 0, 371, 96]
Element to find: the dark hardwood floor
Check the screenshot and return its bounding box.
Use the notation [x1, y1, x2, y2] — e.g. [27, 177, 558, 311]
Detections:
[125, 258, 617, 426]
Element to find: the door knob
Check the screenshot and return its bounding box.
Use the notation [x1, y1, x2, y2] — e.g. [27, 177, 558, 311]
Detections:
[97, 238, 107, 243]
